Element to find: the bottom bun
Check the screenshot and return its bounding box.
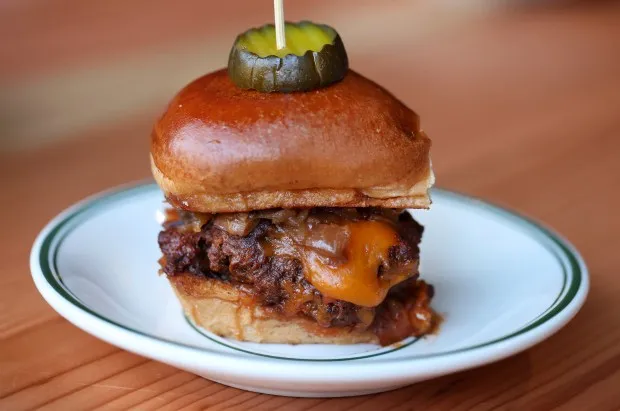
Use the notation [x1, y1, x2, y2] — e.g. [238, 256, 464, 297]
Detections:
[169, 274, 379, 345]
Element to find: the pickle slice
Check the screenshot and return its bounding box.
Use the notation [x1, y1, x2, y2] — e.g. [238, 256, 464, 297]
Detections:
[228, 21, 348, 93]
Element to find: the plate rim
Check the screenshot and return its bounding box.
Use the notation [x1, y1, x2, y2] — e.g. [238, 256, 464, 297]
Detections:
[30, 182, 589, 382]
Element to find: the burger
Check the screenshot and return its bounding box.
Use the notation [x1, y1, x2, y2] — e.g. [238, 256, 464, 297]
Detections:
[152, 22, 436, 345]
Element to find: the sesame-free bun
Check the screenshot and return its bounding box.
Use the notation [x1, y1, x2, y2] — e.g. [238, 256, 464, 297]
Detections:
[151, 69, 433, 213]
[170, 273, 378, 344]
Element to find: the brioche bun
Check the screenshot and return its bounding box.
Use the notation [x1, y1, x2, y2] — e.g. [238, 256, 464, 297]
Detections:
[151, 69, 433, 213]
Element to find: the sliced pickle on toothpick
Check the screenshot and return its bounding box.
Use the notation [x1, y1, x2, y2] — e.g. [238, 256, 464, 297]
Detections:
[228, 21, 348, 93]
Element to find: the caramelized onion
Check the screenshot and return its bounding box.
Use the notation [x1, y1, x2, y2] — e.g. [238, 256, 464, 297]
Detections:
[254, 209, 309, 226]
[357, 307, 375, 328]
[281, 281, 315, 316]
[406, 281, 434, 336]
[264, 221, 351, 266]
[301, 223, 350, 261]
[163, 209, 212, 232]
[213, 213, 258, 236]
[190, 213, 212, 232]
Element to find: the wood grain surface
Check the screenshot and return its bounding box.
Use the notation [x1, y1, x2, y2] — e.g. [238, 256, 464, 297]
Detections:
[1, 1, 620, 410]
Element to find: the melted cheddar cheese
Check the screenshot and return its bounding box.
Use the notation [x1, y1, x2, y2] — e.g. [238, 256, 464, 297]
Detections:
[302, 221, 410, 307]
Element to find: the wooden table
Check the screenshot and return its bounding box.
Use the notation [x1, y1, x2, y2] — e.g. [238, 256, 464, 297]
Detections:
[1, 2, 620, 410]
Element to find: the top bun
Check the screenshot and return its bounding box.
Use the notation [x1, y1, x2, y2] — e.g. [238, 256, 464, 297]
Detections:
[151, 69, 433, 213]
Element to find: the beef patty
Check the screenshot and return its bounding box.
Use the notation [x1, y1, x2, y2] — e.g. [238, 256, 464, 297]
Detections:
[158, 208, 435, 344]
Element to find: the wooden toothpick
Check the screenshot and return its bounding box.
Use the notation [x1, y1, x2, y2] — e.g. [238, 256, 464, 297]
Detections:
[274, 0, 286, 50]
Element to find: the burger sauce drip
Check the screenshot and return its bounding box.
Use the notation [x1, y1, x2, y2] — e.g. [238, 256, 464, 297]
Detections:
[235, 290, 257, 340]
[234, 304, 244, 340]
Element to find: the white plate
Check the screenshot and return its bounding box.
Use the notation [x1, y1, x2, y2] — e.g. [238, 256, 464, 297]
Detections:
[30, 183, 588, 397]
